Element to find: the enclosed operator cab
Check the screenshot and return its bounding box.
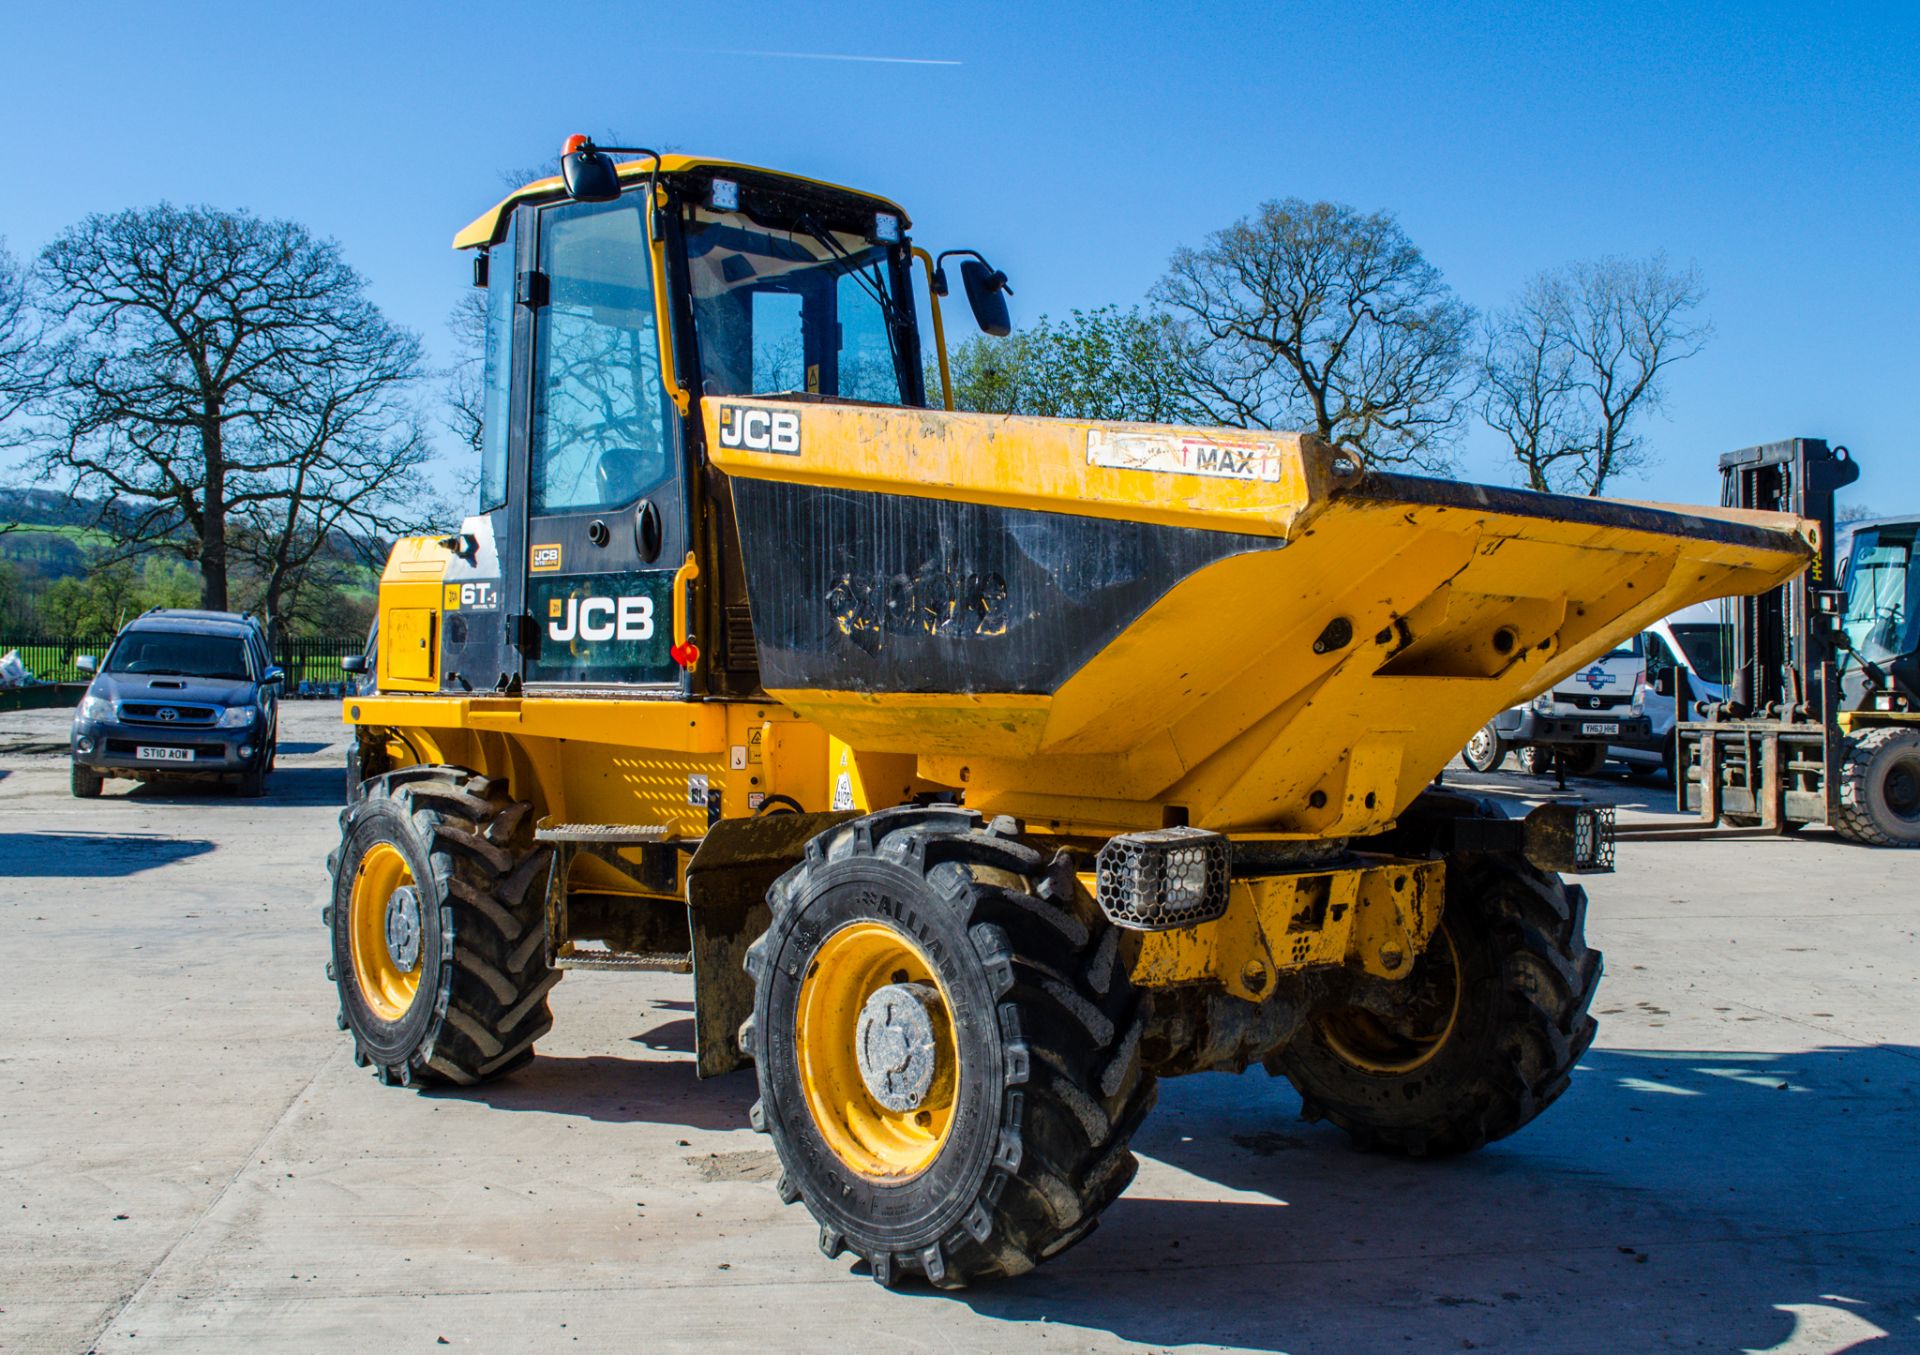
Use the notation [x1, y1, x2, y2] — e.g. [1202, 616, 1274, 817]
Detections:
[406, 151, 993, 707]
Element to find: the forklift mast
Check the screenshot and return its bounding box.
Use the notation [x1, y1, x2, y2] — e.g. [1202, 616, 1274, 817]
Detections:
[1718, 438, 1858, 717]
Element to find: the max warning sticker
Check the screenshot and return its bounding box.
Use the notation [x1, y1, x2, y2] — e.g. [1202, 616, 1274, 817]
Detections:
[1086, 429, 1283, 483]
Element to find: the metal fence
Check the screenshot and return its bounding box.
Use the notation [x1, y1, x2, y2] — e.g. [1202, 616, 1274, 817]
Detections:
[1, 634, 364, 696]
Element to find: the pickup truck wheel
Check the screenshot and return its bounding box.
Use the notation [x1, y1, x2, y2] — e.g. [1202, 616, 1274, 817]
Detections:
[1461, 724, 1506, 773]
[1833, 726, 1920, 847]
[744, 806, 1154, 1289]
[71, 763, 103, 799]
[1279, 851, 1600, 1156]
[326, 765, 560, 1086]
[1564, 744, 1608, 777]
[238, 763, 268, 797]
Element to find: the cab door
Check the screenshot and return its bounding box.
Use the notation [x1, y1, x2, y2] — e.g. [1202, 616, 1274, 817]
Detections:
[515, 193, 689, 688]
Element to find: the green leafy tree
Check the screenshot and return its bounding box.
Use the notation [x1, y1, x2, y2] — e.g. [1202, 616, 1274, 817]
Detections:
[942, 307, 1198, 423]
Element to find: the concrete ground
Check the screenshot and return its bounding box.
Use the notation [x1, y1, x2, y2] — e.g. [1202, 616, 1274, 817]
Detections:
[1, 702, 1915, 1355]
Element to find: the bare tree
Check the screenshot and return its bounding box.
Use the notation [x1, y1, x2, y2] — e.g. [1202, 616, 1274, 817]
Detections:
[1479, 274, 1588, 492]
[0, 238, 49, 439]
[445, 288, 488, 458]
[33, 204, 432, 612]
[227, 328, 436, 640]
[1485, 254, 1708, 495]
[1153, 199, 1474, 470]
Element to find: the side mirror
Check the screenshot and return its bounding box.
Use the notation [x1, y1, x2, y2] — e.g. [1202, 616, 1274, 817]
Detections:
[561, 141, 622, 203]
[263, 666, 285, 686]
[1652, 667, 1674, 697]
[76, 655, 96, 674]
[960, 258, 1013, 337]
[341, 655, 368, 675]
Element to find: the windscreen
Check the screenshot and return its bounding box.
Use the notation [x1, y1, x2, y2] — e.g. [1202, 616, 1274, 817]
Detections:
[685, 206, 913, 405]
[106, 632, 251, 681]
[1668, 622, 1733, 685]
[1843, 528, 1917, 664]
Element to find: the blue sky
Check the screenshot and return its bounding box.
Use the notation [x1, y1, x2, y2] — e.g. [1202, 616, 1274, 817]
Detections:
[1, 0, 1914, 510]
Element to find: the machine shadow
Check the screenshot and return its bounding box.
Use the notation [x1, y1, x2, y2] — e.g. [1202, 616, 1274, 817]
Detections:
[432, 1053, 756, 1131]
[0, 829, 214, 876]
[934, 1042, 1920, 1354]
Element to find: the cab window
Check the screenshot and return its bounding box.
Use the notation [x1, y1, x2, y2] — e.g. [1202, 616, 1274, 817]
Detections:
[684, 206, 915, 405]
[476, 218, 516, 514]
[529, 197, 673, 515]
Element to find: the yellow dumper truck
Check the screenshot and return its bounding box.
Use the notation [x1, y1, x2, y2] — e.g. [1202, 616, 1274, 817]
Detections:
[328, 141, 1814, 1287]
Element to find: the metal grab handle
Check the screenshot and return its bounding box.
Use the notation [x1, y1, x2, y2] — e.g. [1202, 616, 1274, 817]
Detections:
[670, 552, 701, 670]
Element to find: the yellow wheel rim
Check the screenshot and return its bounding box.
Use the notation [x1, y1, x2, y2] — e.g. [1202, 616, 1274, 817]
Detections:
[794, 921, 960, 1180]
[348, 841, 423, 1022]
[1316, 928, 1463, 1075]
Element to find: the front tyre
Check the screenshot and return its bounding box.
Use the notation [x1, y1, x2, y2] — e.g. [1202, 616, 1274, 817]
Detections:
[71, 763, 103, 799]
[326, 766, 560, 1086]
[1461, 724, 1507, 773]
[745, 807, 1155, 1288]
[1278, 851, 1601, 1156]
[1833, 726, 1920, 847]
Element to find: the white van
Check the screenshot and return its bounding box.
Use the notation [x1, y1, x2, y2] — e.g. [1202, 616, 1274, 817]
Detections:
[1461, 605, 1732, 779]
[1611, 603, 1732, 778]
[1463, 638, 1651, 775]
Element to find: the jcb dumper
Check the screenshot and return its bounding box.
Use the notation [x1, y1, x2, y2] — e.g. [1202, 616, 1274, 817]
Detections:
[328, 143, 1814, 1288]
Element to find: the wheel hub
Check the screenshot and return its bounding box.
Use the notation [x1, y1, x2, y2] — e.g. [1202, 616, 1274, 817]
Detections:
[384, 885, 422, 972]
[855, 983, 941, 1111]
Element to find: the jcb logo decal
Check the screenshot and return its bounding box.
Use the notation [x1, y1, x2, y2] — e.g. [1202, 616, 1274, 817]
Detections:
[549, 594, 655, 642]
[530, 544, 562, 572]
[717, 406, 801, 455]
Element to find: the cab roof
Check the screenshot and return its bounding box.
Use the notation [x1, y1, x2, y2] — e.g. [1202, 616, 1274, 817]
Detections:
[452, 154, 911, 251]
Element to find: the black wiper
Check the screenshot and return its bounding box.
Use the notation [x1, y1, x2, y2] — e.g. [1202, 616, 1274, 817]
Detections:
[793, 212, 904, 377]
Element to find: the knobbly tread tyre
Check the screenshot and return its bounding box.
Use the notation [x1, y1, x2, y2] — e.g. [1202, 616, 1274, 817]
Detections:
[1280, 851, 1601, 1157]
[1832, 726, 1920, 848]
[327, 764, 560, 1087]
[745, 806, 1156, 1289]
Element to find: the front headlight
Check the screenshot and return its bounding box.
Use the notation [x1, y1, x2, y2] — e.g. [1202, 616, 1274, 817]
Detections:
[1631, 685, 1648, 715]
[77, 694, 113, 722]
[219, 705, 258, 728]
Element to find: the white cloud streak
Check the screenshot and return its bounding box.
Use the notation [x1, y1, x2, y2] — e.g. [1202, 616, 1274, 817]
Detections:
[688, 48, 961, 66]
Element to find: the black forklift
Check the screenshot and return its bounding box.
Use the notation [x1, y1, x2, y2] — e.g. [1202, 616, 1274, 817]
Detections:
[1678, 437, 1920, 845]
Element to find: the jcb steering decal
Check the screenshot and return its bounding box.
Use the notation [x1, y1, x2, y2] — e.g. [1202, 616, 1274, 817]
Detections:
[443, 581, 500, 612]
[530, 544, 562, 572]
[717, 404, 801, 455]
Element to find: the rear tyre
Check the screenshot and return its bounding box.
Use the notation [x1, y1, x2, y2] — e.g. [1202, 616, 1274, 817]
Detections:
[1516, 745, 1553, 777]
[71, 763, 103, 799]
[1461, 724, 1507, 773]
[326, 765, 560, 1085]
[1563, 744, 1608, 777]
[745, 806, 1155, 1288]
[1833, 726, 1920, 847]
[1278, 851, 1601, 1156]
